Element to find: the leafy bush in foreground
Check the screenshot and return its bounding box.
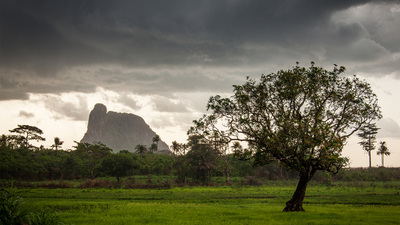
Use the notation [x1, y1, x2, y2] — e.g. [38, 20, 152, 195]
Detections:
[0, 182, 67, 225]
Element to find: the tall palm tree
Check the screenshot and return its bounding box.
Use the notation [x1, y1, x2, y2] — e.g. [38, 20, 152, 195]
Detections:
[152, 134, 161, 151]
[377, 141, 390, 167]
[52, 137, 64, 156]
[171, 141, 182, 155]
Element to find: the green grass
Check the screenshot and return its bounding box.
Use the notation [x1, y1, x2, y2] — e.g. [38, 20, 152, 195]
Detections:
[13, 181, 400, 224]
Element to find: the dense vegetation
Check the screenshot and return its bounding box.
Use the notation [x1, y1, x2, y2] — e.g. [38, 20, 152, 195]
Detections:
[1, 139, 400, 185]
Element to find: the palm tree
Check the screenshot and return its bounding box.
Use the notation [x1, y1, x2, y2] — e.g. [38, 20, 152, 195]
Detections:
[148, 143, 157, 153]
[135, 144, 147, 156]
[171, 141, 182, 155]
[52, 137, 64, 156]
[152, 134, 161, 151]
[377, 141, 390, 167]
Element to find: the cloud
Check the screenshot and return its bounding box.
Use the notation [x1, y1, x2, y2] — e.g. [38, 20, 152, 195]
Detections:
[377, 117, 400, 139]
[1, 0, 400, 102]
[118, 94, 140, 110]
[38, 94, 90, 121]
[18, 110, 35, 118]
[151, 96, 189, 113]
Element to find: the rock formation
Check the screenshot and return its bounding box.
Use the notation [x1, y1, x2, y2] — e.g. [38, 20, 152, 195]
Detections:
[81, 103, 170, 154]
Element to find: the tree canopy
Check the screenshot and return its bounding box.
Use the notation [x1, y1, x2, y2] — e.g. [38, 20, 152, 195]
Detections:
[74, 141, 113, 179]
[9, 125, 45, 149]
[357, 123, 380, 168]
[189, 62, 382, 211]
[135, 144, 147, 156]
[100, 153, 138, 183]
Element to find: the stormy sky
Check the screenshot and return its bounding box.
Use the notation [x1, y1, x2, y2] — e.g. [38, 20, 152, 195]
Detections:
[1, 0, 400, 167]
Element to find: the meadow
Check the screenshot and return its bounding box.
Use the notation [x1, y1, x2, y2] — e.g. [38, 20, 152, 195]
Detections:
[9, 178, 400, 225]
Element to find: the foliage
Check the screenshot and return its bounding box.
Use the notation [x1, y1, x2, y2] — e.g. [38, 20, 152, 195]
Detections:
[29, 209, 66, 225]
[138, 154, 175, 176]
[189, 62, 382, 211]
[100, 153, 139, 182]
[74, 142, 113, 179]
[152, 134, 161, 152]
[377, 141, 390, 167]
[51, 137, 64, 157]
[1, 134, 25, 149]
[184, 135, 219, 184]
[135, 144, 147, 156]
[0, 183, 31, 225]
[148, 143, 158, 153]
[1, 182, 68, 225]
[0, 146, 44, 180]
[9, 125, 46, 150]
[357, 123, 380, 168]
[170, 141, 187, 155]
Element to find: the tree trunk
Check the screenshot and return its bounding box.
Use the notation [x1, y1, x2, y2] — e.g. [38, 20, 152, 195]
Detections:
[91, 168, 95, 180]
[283, 174, 310, 212]
[368, 150, 371, 168]
[225, 168, 230, 184]
[225, 161, 231, 184]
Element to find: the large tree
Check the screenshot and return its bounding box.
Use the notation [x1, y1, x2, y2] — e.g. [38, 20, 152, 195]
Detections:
[100, 153, 138, 183]
[189, 62, 381, 212]
[74, 141, 112, 179]
[184, 135, 219, 184]
[9, 125, 45, 149]
[357, 123, 379, 168]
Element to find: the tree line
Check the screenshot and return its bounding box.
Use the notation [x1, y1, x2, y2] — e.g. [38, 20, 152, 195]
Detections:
[0, 125, 277, 182]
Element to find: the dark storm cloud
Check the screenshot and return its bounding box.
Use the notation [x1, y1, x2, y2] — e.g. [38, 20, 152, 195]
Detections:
[1, 0, 400, 101]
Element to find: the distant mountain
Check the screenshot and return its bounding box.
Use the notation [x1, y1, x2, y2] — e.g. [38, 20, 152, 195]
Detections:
[81, 103, 171, 154]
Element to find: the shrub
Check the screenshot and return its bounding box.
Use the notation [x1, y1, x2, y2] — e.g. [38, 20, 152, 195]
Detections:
[0, 185, 31, 225]
[78, 179, 114, 188]
[38, 181, 71, 189]
[1, 182, 67, 225]
[29, 209, 66, 225]
[244, 176, 262, 186]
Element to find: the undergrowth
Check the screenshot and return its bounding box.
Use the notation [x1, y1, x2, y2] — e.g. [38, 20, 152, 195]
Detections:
[0, 181, 67, 225]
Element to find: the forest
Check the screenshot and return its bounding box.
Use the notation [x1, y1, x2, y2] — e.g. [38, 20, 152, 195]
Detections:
[1, 125, 399, 186]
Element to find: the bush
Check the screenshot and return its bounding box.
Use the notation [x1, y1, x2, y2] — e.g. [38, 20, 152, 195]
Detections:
[0, 185, 31, 224]
[29, 209, 66, 225]
[0, 182, 67, 225]
[78, 180, 114, 188]
[37, 181, 71, 189]
[244, 176, 262, 186]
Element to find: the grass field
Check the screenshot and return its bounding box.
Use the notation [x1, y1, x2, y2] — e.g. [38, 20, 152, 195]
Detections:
[11, 180, 400, 225]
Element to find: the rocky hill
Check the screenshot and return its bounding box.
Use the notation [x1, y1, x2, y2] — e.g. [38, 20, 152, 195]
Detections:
[81, 103, 170, 154]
